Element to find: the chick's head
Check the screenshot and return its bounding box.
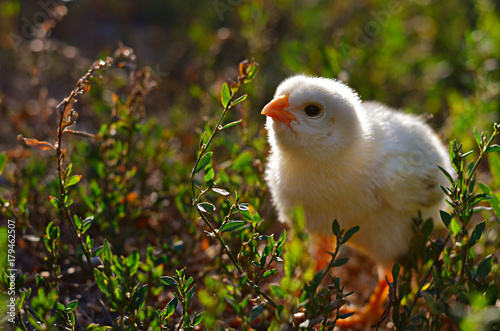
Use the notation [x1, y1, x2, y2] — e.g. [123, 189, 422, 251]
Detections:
[262, 75, 366, 156]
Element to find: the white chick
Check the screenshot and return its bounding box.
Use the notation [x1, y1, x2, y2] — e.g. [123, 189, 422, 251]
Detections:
[262, 75, 452, 327]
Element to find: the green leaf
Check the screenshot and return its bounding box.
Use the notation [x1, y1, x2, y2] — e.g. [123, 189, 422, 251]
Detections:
[132, 285, 147, 309]
[186, 284, 197, 308]
[238, 203, 249, 212]
[94, 269, 110, 297]
[490, 192, 500, 218]
[86, 324, 112, 331]
[467, 160, 474, 173]
[86, 235, 93, 249]
[422, 218, 434, 237]
[468, 221, 485, 248]
[485, 284, 497, 305]
[479, 182, 500, 218]
[221, 119, 242, 130]
[450, 218, 461, 235]
[243, 62, 259, 83]
[49, 196, 61, 209]
[437, 165, 454, 185]
[0, 153, 7, 176]
[392, 263, 400, 283]
[260, 244, 272, 266]
[342, 225, 360, 243]
[449, 140, 459, 172]
[163, 296, 178, 318]
[220, 220, 247, 232]
[193, 312, 204, 326]
[269, 284, 286, 298]
[340, 311, 355, 319]
[468, 175, 477, 197]
[126, 250, 140, 275]
[66, 174, 82, 187]
[198, 131, 206, 149]
[262, 269, 278, 278]
[65, 300, 79, 313]
[66, 163, 73, 177]
[195, 152, 213, 174]
[440, 210, 452, 228]
[56, 302, 65, 312]
[440, 184, 452, 197]
[0, 227, 7, 271]
[470, 193, 489, 205]
[212, 187, 230, 196]
[35, 275, 48, 289]
[197, 202, 216, 213]
[81, 216, 94, 233]
[332, 257, 349, 267]
[185, 276, 194, 289]
[486, 144, 500, 153]
[102, 240, 112, 272]
[221, 83, 231, 108]
[230, 94, 247, 107]
[462, 150, 474, 158]
[176, 268, 186, 279]
[249, 303, 264, 322]
[46, 221, 54, 238]
[160, 276, 177, 286]
[252, 261, 262, 269]
[51, 224, 60, 240]
[476, 255, 493, 279]
[92, 246, 103, 257]
[204, 166, 214, 182]
[74, 215, 82, 228]
[44, 238, 51, 252]
[331, 219, 340, 237]
[278, 229, 286, 246]
[488, 153, 500, 187]
[183, 315, 191, 327]
[473, 128, 481, 147]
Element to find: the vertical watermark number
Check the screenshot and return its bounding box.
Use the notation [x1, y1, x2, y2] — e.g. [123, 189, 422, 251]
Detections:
[6, 219, 17, 324]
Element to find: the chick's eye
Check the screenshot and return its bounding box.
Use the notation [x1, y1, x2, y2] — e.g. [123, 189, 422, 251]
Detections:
[304, 105, 322, 117]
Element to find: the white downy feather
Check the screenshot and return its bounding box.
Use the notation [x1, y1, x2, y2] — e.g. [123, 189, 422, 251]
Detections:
[264, 75, 453, 267]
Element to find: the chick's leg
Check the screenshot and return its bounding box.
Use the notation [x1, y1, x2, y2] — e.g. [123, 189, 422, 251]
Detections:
[335, 267, 393, 328]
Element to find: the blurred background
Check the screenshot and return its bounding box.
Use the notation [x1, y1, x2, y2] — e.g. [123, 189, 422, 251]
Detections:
[1, 0, 499, 151]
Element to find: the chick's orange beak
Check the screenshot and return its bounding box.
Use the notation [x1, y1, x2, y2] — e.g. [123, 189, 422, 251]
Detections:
[261, 95, 296, 126]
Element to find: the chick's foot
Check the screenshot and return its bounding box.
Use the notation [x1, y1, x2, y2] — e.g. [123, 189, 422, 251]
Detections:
[335, 277, 390, 329]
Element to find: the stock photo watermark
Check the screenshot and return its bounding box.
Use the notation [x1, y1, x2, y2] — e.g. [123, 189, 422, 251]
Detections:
[386, 137, 445, 193]
[213, 0, 243, 21]
[352, 0, 403, 49]
[6, 219, 17, 324]
[8, 0, 66, 51]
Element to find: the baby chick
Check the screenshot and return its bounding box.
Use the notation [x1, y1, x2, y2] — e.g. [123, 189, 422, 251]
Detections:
[262, 75, 452, 328]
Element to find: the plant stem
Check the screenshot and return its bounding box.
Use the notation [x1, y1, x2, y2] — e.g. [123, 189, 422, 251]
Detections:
[189, 75, 277, 308]
[190, 102, 232, 201]
[196, 209, 242, 273]
[466, 125, 499, 185]
[407, 233, 451, 316]
[56, 111, 93, 270]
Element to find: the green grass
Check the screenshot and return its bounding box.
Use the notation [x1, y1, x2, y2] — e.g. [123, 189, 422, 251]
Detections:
[0, 1, 499, 330]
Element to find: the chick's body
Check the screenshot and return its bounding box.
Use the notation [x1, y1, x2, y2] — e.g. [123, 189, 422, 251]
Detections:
[263, 75, 452, 269]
